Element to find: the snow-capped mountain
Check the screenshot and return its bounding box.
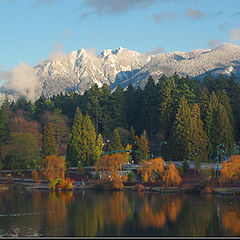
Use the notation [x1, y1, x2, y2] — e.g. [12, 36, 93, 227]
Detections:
[0, 43, 240, 103]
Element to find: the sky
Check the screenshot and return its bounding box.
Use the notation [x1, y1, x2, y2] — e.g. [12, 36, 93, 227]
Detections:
[0, 0, 240, 72]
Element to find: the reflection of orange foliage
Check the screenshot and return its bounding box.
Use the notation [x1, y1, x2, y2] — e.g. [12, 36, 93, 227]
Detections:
[222, 209, 240, 234]
[219, 155, 240, 185]
[45, 191, 73, 235]
[163, 163, 181, 186]
[102, 192, 129, 227]
[166, 198, 182, 222]
[138, 157, 165, 183]
[44, 155, 66, 181]
[140, 202, 166, 228]
[139, 195, 182, 229]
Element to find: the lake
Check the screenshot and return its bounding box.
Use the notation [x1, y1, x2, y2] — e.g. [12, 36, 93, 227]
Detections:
[0, 189, 239, 237]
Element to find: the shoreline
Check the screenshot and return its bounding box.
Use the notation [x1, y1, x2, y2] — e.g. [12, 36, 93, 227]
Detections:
[1, 180, 240, 196]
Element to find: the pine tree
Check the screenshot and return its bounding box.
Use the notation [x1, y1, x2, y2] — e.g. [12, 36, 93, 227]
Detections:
[66, 107, 83, 167]
[42, 122, 58, 158]
[66, 108, 103, 167]
[187, 103, 208, 170]
[136, 132, 150, 161]
[0, 99, 10, 148]
[172, 96, 191, 161]
[109, 128, 124, 152]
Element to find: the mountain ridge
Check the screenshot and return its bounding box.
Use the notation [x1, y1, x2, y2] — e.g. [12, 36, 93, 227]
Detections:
[0, 43, 240, 103]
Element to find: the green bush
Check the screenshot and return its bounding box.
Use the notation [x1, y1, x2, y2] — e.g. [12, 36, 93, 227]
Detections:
[182, 160, 190, 173]
[176, 166, 184, 176]
[127, 171, 137, 183]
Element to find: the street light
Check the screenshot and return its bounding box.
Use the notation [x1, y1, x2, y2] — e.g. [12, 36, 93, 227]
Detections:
[160, 141, 167, 157]
[216, 143, 225, 179]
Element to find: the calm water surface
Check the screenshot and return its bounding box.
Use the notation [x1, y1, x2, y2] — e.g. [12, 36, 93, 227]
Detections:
[0, 190, 239, 237]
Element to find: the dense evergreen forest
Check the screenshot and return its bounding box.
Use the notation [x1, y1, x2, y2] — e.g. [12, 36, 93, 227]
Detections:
[0, 73, 240, 170]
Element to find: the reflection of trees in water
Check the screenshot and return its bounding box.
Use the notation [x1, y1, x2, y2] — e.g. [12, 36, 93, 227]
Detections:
[221, 205, 240, 235]
[176, 195, 215, 237]
[102, 192, 130, 228]
[44, 191, 73, 236]
[138, 194, 182, 229]
[72, 191, 103, 237]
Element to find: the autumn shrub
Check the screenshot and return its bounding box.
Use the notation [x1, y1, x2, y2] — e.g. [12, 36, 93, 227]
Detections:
[219, 155, 240, 185]
[58, 178, 74, 190]
[138, 157, 165, 183]
[43, 155, 66, 181]
[49, 178, 74, 191]
[163, 163, 182, 187]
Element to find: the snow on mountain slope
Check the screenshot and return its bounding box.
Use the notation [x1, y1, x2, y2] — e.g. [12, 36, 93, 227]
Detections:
[0, 43, 240, 103]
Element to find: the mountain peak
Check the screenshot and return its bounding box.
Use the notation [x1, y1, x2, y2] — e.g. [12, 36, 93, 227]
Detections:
[1, 44, 240, 104]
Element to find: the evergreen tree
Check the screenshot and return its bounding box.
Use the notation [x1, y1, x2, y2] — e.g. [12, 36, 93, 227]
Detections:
[136, 132, 150, 161]
[172, 96, 191, 161]
[84, 84, 101, 135]
[187, 103, 208, 170]
[110, 85, 127, 130]
[0, 99, 10, 145]
[0, 99, 10, 161]
[42, 122, 58, 157]
[66, 108, 103, 167]
[128, 126, 136, 146]
[66, 107, 83, 167]
[109, 128, 124, 151]
[142, 76, 161, 140]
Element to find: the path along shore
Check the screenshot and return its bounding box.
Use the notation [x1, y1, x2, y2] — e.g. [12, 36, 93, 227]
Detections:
[1, 178, 240, 196]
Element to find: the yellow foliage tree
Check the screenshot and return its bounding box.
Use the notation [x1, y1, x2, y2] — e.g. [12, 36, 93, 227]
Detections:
[95, 153, 127, 190]
[43, 155, 66, 181]
[138, 157, 165, 183]
[124, 144, 132, 163]
[219, 155, 240, 185]
[163, 163, 182, 187]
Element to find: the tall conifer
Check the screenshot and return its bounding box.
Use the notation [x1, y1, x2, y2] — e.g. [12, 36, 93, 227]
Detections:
[42, 122, 58, 158]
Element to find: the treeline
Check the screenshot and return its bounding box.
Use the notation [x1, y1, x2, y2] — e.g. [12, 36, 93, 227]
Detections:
[0, 73, 239, 170]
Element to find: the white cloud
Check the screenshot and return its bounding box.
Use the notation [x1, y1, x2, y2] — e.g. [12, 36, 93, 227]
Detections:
[186, 8, 205, 20]
[0, 62, 39, 101]
[49, 42, 67, 61]
[229, 27, 240, 43]
[154, 12, 178, 23]
[80, 0, 157, 18]
[208, 39, 221, 49]
[144, 46, 164, 56]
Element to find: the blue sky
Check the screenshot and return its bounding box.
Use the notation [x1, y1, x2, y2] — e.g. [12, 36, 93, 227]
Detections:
[0, 0, 240, 71]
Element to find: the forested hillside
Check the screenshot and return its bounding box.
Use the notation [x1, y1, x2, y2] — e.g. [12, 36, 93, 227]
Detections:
[0, 73, 239, 170]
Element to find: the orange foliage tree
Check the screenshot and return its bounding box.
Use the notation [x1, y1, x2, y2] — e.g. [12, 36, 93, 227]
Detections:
[219, 155, 240, 185]
[43, 155, 66, 181]
[163, 163, 182, 186]
[94, 153, 127, 190]
[138, 157, 165, 183]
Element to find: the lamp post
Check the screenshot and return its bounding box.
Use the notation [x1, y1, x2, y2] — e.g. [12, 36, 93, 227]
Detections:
[216, 143, 225, 179]
[160, 141, 167, 157]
